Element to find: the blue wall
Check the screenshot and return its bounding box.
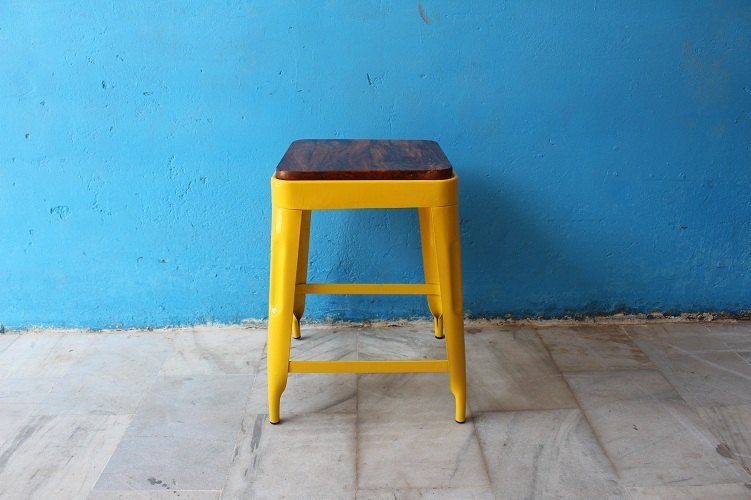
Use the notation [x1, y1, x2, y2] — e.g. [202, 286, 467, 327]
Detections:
[2, 1, 750, 328]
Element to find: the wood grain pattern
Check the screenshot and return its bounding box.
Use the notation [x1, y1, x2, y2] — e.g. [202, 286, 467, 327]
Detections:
[275, 139, 454, 180]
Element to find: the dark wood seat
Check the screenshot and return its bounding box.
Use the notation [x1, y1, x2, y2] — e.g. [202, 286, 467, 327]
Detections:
[275, 139, 454, 181]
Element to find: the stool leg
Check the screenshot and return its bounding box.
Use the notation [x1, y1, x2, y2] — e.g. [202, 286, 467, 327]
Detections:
[418, 207, 444, 339]
[432, 205, 466, 423]
[292, 210, 312, 340]
[268, 207, 302, 424]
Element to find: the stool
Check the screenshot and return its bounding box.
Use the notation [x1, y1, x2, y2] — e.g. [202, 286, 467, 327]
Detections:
[267, 139, 465, 424]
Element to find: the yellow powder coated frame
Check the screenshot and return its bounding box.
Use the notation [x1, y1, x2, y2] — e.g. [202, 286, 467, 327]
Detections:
[268, 175, 466, 424]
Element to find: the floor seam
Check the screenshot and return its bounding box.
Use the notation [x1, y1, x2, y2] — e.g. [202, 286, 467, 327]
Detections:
[532, 326, 626, 489]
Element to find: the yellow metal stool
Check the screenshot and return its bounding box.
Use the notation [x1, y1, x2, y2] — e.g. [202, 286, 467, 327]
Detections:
[267, 139, 466, 424]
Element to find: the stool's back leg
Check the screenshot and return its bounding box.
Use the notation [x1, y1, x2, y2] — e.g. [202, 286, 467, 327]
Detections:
[268, 207, 303, 424]
[418, 207, 444, 339]
[292, 210, 312, 340]
[432, 205, 466, 423]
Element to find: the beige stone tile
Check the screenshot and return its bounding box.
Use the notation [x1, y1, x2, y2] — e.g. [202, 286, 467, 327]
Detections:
[88, 490, 220, 499]
[0, 333, 19, 355]
[247, 327, 358, 419]
[632, 335, 751, 407]
[566, 370, 744, 487]
[356, 488, 494, 499]
[465, 328, 577, 412]
[475, 409, 626, 500]
[247, 370, 357, 419]
[696, 322, 751, 351]
[357, 325, 447, 361]
[95, 436, 236, 491]
[626, 323, 751, 352]
[0, 414, 131, 499]
[0, 377, 57, 417]
[36, 332, 170, 415]
[358, 372, 460, 421]
[223, 413, 356, 499]
[696, 404, 751, 476]
[123, 375, 252, 442]
[94, 375, 250, 491]
[0, 332, 96, 378]
[290, 326, 358, 361]
[0, 416, 24, 448]
[626, 483, 751, 499]
[161, 327, 266, 375]
[537, 326, 652, 372]
[357, 413, 490, 491]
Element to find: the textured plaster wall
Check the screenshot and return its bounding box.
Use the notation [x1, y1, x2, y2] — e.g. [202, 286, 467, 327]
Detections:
[1, 2, 750, 328]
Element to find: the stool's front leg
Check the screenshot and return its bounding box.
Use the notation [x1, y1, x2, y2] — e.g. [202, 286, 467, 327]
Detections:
[268, 207, 303, 424]
[432, 205, 466, 423]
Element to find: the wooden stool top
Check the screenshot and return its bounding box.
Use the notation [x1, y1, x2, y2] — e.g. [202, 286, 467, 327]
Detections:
[275, 139, 454, 181]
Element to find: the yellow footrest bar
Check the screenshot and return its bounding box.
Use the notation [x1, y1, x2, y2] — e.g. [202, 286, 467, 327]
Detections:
[288, 360, 449, 373]
[296, 283, 440, 295]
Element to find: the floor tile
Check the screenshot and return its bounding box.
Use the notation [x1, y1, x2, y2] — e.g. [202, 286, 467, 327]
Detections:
[94, 375, 250, 491]
[696, 404, 751, 476]
[161, 327, 266, 375]
[291, 326, 358, 361]
[631, 335, 751, 408]
[680, 323, 751, 351]
[88, 490, 220, 499]
[0, 415, 25, 448]
[627, 323, 751, 353]
[0, 414, 131, 499]
[356, 487, 494, 499]
[357, 414, 490, 491]
[223, 413, 356, 499]
[0, 377, 57, 417]
[247, 328, 358, 419]
[124, 375, 252, 442]
[566, 370, 744, 487]
[357, 325, 447, 361]
[36, 332, 170, 415]
[0, 333, 19, 355]
[475, 409, 626, 500]
[537, 326, 652, 372]
[247, 371, 358, 418]
[626, 483, 751, 499]
[465, 328, 577, 412]
[358, 372, 459, 420]
[356, 326, 452, 421]
[95, 436, 236, 491]
[0, 332, 96, 378]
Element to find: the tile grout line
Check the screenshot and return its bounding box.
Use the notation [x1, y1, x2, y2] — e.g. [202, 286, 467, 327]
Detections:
[81, 412, 136, 497]
[531, 326, 626, 488]
[83, 335, 171, 496]
[0, 332, 20, 358]
[624, 328, 751, 482]
[217, 367, 260, 500]
[467, 402, 498, 499]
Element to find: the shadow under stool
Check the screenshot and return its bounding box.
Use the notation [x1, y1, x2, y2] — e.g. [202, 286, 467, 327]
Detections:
[267, 139, 466, 424]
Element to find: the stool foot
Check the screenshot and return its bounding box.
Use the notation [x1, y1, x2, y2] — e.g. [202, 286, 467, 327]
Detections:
[292, 315, 302, 340]
[454, 394, 466, 423]
[268, 396, 282, 425]
[433, 316, 444, 339]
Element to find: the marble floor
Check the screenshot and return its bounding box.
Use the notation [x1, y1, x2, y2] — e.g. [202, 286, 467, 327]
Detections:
[0, 321, 750, 499]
